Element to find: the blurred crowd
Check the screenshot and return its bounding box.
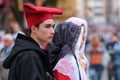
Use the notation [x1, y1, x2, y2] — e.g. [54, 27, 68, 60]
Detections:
[85, 25, 120, 80]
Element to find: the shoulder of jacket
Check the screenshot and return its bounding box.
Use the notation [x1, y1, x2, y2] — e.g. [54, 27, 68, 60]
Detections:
[18, 50, 38, 56]
[16, 50, 40, 60]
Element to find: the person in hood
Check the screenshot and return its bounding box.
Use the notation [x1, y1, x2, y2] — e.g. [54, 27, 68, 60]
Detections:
[47, 17, 89, 80]
[3, 3, 63, 80]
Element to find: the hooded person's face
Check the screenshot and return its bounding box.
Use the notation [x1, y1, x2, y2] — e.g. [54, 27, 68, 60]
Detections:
[79, 26, 86, 50]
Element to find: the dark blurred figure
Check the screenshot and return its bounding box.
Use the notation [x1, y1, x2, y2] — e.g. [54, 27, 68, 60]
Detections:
[106, 34, 120, 80]
[86, 35, 106, 80]
[10, 21, 24, 40]
[0, 0, 10, 30]
[0, 36, 4, 51]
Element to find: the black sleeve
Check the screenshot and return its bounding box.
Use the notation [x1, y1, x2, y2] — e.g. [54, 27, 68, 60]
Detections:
[16, 51, 45, 80]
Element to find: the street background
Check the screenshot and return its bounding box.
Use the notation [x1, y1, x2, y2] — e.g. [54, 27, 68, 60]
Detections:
[0, 0, 120, 80]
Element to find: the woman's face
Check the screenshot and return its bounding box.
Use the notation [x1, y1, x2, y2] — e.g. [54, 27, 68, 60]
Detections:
[79, 26, 86, 50]
[91, 35, 100, 47]
[32, 19, 55, 45]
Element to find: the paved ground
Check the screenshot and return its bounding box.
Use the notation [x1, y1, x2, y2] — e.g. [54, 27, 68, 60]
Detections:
[101, 67, 115, 80]
[102, 67, 108, 80]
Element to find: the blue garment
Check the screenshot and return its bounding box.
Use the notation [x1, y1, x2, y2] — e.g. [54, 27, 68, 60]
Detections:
[116, 66, 120, 80]
[113, 41, 120, 65]
[113, 41, 120, 50]
[112, 41, 120, 80]
[4, 49, 8, 58]
[3, 44, 14, 58]
[90, 65, 104, 80]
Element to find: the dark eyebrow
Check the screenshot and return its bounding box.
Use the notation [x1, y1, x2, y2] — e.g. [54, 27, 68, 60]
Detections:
[45, 24, 55, 28]
[45, 24, 55, 26]
[81, 24, 86, 33]
[81, 24, 84, 27]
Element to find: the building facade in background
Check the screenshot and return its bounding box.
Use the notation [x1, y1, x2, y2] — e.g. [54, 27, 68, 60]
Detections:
[86, 0, 106, 25]
[0, 0, 120, 31]
[56, 0, 107, 24]
[56, 0, 120, 25]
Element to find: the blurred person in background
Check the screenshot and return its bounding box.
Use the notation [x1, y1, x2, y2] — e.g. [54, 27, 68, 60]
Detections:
[10, 21, 24, 40]
[0, 0, 10, 30]
[0, 36, 4, 51]
[0, 34, 14, 80]
[0, 34, 14, 58]
[3, 3, 63, 80]
[86, 34, 107, 80]
[113, 37, 120, 80]
[47, 17, 89, 80]
[0, 30, 5, 51]
[106, 33, 120, 80]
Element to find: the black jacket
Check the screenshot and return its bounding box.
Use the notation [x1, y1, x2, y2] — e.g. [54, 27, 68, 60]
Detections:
[3, 34, 53, 80]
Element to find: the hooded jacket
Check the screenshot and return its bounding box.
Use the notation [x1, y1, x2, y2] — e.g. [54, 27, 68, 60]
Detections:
[3, 34, 53, 80]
